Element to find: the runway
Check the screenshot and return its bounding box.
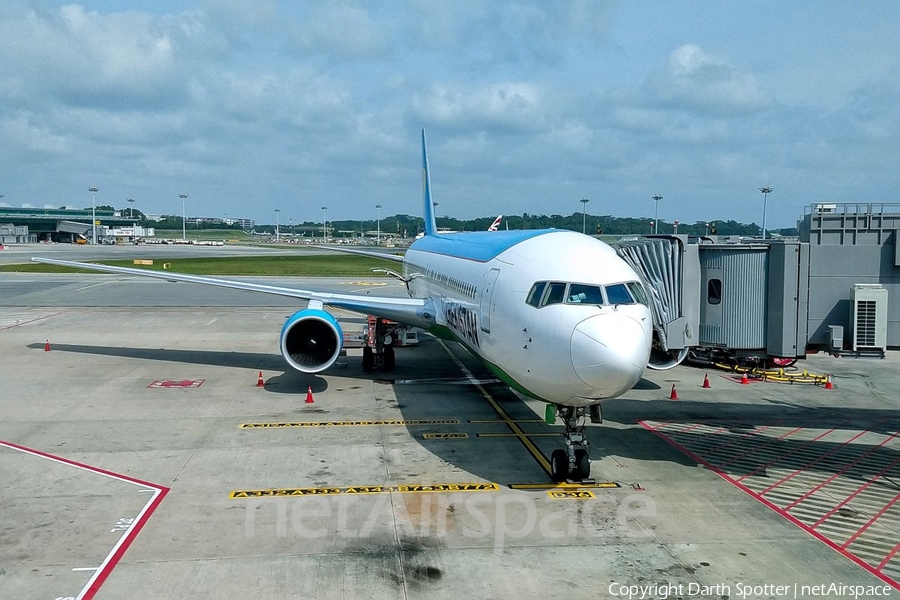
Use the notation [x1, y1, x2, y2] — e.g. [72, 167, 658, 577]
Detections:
[1, 266, 899, 599]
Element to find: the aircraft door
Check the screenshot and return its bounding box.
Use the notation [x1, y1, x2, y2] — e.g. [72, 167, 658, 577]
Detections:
[480, 268, 500, 333]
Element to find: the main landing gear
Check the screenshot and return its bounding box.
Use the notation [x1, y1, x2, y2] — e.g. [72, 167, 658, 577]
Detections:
[549, 404, 601, 483]
[362, 317, 398, 372]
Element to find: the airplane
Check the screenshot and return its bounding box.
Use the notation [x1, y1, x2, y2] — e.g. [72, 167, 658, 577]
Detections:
[488, 215, 502, 231]
[32, 130, 653, 483]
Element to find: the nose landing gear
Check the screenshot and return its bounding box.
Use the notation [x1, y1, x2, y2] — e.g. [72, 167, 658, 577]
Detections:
[549, 405, 595, 483]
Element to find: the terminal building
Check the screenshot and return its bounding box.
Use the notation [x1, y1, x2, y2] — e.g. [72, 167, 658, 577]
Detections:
[0, 206, 137, 244]
[618, 203, 900, 368]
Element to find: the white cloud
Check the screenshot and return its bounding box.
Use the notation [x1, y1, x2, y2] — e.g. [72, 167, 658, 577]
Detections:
[411, 82, 546, 133]
[644, 44, 772, 115]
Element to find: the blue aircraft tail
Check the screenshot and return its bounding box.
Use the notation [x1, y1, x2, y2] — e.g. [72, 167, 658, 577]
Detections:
[421, 130, 438, 237]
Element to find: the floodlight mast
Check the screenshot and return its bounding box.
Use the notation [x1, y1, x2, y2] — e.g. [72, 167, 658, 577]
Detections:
[759, 187, 773, 239]
[375, 204, 382, 245]
[179, 194, 188, 241]
[652, 195, 662, 234]
[88, 187, 99, 244]
[580, 198, 590, 234]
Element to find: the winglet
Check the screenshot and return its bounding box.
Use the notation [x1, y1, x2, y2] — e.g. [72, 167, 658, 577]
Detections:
[421, 129, 437, 237]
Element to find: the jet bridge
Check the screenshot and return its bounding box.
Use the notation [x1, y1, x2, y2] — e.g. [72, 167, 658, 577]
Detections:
[616, 236, 700, 369]
[615, 235, 811, 368]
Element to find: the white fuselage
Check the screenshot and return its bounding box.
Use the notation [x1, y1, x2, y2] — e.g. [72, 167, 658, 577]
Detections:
[404, 230, 653, 407]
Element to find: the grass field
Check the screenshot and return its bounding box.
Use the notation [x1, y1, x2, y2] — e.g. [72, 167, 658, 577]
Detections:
[0, 254, 394, 276]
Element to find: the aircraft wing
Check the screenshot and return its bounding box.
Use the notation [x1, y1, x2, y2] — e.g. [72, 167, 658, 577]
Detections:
[310, 245, 405, 262]
[30, 257, 435, 328]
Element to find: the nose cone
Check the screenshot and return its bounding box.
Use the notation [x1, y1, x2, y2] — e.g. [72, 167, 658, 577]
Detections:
[570, 313, 650, 397]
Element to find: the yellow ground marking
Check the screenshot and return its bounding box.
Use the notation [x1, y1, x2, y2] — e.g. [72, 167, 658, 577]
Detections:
[436, 339, 553, 475]
[230, 482, 499, 498]
[422, 432, 469, 439]
[509, 482, 620, 490]
[240, 419, 459, 429]
[476, 433, 558, 438]
[547, 490, 596, 499]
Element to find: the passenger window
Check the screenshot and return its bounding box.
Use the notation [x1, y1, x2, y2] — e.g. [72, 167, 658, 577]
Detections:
[605, 283, 634, 305]
[542, 282, 567, 306]
[708, 279, 722, 305]
[627, 282, 649, 306]
[526, 282, 546, 307]
[567, 283, 604, 305]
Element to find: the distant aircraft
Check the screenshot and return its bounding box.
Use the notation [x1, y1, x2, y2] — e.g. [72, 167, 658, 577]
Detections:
[33, 131, 652, 482]
[487, 215, 502, 231]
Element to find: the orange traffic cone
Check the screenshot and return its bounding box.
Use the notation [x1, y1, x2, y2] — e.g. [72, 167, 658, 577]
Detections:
[824, 374, 835, 390]
[740, 372, 750, 385]
[702, 373, 711, 388]
[44, 339, 51, 352]
[305, 386, 315, 404]
[668, 383, 679, 400]
[256, 371, 264, 387]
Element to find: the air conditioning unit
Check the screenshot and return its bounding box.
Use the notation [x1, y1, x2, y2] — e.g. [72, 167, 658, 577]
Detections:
[850, 284, 888, 351]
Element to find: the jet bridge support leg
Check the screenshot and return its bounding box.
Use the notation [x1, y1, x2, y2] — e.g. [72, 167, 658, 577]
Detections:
[550, 406, 592, 483]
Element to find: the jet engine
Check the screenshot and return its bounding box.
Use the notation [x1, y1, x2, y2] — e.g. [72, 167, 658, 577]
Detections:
[279, 309, 343, 373]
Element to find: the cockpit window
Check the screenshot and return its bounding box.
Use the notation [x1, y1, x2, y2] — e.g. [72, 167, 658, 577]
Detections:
[605, 283, 634, 305]
[567, 283, 605, 305]
[526, 282, 546, 307]
[626, 282, 649, 306]
[542, 282, 567, 306]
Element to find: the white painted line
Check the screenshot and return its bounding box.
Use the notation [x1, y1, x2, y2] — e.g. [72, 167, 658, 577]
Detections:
[0, 440, 169, 600]
[72, 567, 99, 572]
[76, 280, 120, 291]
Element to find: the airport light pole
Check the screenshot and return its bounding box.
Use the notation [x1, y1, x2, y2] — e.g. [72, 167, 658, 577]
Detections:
[759, 187, 773, 239]
[127, 198, 135, 219]
[179, 194, 188, 241]
[321, 206, 327, 243]
[88, 187, 98, 244]
[652, 195, 662, 234]
[275, 208, 280, 242]
[580, 197, 590, 234]
[375, 204, 382, 245]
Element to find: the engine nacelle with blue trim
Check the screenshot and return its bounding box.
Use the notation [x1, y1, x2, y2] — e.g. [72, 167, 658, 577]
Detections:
[279, 308, 343, 373]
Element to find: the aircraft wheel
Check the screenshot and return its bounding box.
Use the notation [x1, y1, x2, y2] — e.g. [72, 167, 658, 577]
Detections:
[573, 449, 590, 480]
[383, 345, 396, 371]
[362, 346, 374, 372]
[550, 449, 569, 483]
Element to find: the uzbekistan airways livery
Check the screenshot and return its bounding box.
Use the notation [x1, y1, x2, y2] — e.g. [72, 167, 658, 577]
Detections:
[33, 131, 652, 482]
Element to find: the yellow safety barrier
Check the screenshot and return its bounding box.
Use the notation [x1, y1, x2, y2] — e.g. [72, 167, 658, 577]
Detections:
[712, 363, 829, 385]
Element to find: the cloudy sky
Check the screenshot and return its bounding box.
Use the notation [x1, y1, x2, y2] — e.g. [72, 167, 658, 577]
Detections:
[1, 1, 898, 228]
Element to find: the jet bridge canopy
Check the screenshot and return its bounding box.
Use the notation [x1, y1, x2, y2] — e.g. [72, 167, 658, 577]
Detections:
[615, 236, 700, 369]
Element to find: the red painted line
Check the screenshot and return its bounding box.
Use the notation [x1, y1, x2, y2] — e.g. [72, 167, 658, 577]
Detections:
[735, 426, 840, 482]
[878, 541, 900, 572]
[0, 439, 163, 489]
[81, 486, 168, 600]
[663, 422, 711, 436]
[640, 420, 669, 431]
[716, 425, 806, 471]
[785, 430, 900, 510]
[698, 424, 774, 462]
[0, 440, 169, 600]
[811, 453, 900, 529]
[639, 422, 900, 591]
[759, 428, 871, 495]
[841, 492, 900, 550]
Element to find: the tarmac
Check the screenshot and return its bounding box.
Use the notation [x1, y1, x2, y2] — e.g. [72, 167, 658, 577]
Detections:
[1, 244, 900, 599]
